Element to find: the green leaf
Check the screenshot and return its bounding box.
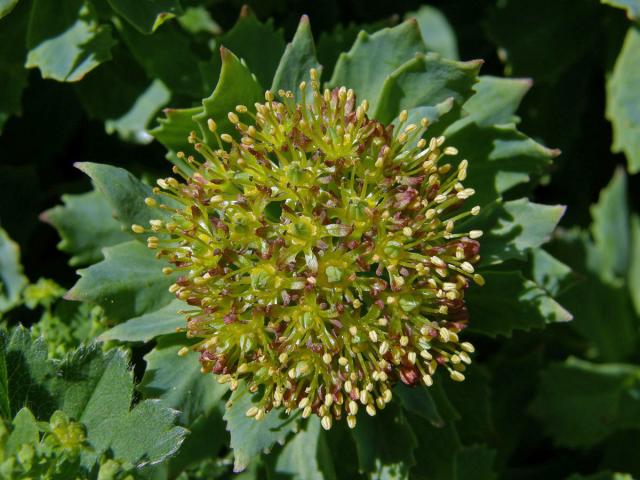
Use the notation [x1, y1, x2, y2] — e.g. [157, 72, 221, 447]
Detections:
[224, 382, 299, 472]
[25, 0, 115, 82]
[408, 416, 459, 480]
[602, 0, 640, 22]
[271, 417, 337, 480]
[455, 446, 498, 480]
[0, 0, 19, 19]
[567, 472, 635, 480]
[530, 358, 640, 448]
[52, 345, 187, 466]
[151, 106, 203, 155]
[453, 76, 532, 129]
[99, 298, 185, 343]
[443, 366, 494, 445]
[394, 384, 444, 427]
[140, 336, 227, 424]
[220, 7, 285, 88]
[177, 6, 221, 35]
[193, 48, 263, 144]
[374, 53, 482, 124]
[446, 125, 557, 207]
[2, 326, 55, 418]
[106, 0, 183, 34]
[590, 168, 630, 281]
[271, 15, 322, 102]
[6, 407, 39, 456]
[105, 79, 171, 143]
[0, 334, 8, 419]
[116, 20, 203, 97]
[0, 0, 28, 132]
[550, 229, 638, 362]
[629, 215, 640, 316]
[466, 271, 572, 337]
[329, 20, 426, 114]
[75, 162, 170, 232]
[469, 199, 565, 265]
[41, 189, 130, 267]
[530, 249, 574, 297]
[405, 6, 459, 59]
[350, 401, 417, 477]
[65, 241, 175, 322]
[0, 226, 28, 313]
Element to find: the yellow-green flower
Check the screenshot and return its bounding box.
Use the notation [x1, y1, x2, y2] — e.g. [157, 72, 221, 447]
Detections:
[134, 70, 483, 430]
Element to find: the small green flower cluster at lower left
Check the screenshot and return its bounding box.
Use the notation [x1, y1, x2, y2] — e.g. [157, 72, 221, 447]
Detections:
[0, 409, 137, 480]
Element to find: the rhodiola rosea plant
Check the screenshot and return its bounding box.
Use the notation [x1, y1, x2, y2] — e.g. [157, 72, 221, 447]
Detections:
[9, 4, 628, 479]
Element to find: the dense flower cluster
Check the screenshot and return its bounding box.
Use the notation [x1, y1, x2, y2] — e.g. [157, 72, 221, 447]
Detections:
[133, 70, 484, 430]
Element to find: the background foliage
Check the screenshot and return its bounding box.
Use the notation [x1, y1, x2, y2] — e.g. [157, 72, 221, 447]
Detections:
[1, 0, 639, 479]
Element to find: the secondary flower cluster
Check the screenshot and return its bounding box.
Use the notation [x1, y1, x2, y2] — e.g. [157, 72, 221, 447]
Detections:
[133, 70, 483, 430]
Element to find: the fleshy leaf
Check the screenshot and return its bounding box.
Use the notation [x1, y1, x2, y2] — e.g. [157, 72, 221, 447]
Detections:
[329, 20, 426, 114]
[116, 20, 203, 97]
[220, 6, 285, 88]
[446, 125, 557, 207]
[602, 0, 640, 22]
[52, 345, 187, 466]
[140, 336, 227, 424]
[0, 0, 19, 19]
[395, 383, 444, 427]
[6, 407, 39, 456]
[193, 48, 263, 144]
[271, 15, 322, 102]
[405, 5, 459, 59]
[0, 226, 27, 313]
[25, 0, 115, 82]
[99, 298, 185, 343]
[350, 401, 417, 476]
[74, 162, 171, 232]
[530, 249, 574, 297]
[590, 168, 629, 281]
[106, 0, 183, 34]
[468, 199, 565, 265]
[466, 271, 572, 337]
[530, 358, 640, 447]
[65, 241, 175, 322]
[1, 326, 54, 418]
[0, 0, 28, 132]
[41, 189, 130, 267]
[224, 382, 299, 472]
[630, 215, 640, 316]
[455, 446, 498, 480]
[375, 53, 482, 124]
[151, 106, 203, 155]
[452, 75, 531, 129]
[270, 417, 337, 480]
[549, 229, 638, 362]
[105, 79, 171, 143]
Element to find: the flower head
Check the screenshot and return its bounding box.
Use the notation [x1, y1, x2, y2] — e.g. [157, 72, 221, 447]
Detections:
[134, 70, 484, 429]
